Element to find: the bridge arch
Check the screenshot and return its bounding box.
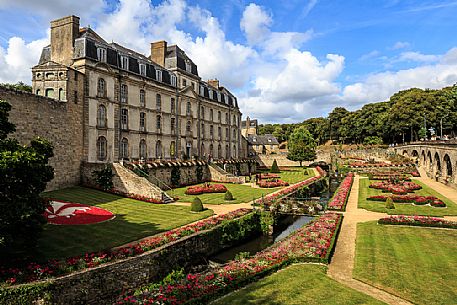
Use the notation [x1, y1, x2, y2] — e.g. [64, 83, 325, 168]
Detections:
[402, 150, 409, 157]
[421, 150, 426, 164]
[427, 151, 432, 170]
[411, 150, 419, 158]
[434, 152, 441, 173]
[444, 154, 452, 177]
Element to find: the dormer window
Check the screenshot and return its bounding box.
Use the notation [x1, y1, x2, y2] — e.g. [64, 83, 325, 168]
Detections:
[170, 74, 177, 86]
[139, 63, 146, 76]
[217, 92, 221, 102]
[208, 89, 212, 99]
[97, 47, 107, 62]
[200, 85, 204, 96]
[185, 61, 191, 73]
[120, 55, 129, 70]
[156, 69, 162, 82]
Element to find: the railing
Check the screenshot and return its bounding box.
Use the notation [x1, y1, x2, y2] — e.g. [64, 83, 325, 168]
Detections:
[131, 165, 174, 197]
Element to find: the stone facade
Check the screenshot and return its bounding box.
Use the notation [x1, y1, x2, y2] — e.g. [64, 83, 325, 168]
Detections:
[1, 86, 84, 190]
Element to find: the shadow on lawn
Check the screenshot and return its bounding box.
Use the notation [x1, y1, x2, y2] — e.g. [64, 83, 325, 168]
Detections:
[34, 213, 161, 262]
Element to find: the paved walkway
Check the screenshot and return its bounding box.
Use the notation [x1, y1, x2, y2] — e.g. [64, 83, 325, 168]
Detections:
[327, 175, 414, 305]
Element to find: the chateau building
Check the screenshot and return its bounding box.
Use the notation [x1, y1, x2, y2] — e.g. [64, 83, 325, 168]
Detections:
[32, 15, 242, 163]
[241, 117, 279, 155]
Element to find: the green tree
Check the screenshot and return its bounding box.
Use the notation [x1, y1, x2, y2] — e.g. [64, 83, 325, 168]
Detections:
[418, 127, 427, 140]
[0, 100, 54, 256]
[328, 107, 349, 143]
[1, 81, 32, 92]
[287, 126, 316, 166]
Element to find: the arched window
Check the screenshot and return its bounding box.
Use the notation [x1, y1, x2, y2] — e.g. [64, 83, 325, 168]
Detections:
[97, 105, 107, 128]
[186, 121, 192, 132]
[186, 101, 191, 115]
[139, 139, 147, 159]
[209, 144, 214, 157]
[97, 78, 106, 97]
[121, 138, 129, 159]
[97, 136, 107, 161]
[170, 141, 176, 158]
[36, 89, 41, 95]
[156, 115, 162, 130]
[156, 94, 161, 111]
[45, 88, 54, 98]
[58, 88, 65, 101]
[156, 140, 162, 159]
[233, 129, 236, 140]
[139, 89, 145, 107]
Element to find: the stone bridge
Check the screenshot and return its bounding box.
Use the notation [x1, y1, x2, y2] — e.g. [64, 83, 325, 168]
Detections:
[395, 141, 457, 186]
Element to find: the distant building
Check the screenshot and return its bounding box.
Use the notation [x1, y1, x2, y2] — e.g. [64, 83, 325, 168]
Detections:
[246, 134, 280, 155]
[241, 116, 258, 137]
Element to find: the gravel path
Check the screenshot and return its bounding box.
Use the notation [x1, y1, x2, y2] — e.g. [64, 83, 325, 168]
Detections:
[327, 175, 414, 305]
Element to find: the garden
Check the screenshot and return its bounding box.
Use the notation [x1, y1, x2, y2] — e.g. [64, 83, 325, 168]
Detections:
[354, 220, 457, 305]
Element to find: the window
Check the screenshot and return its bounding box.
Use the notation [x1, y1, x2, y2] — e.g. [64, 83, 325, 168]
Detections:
[200, 85, 204, 96]
[97, 47, 107, 62]
[182, 78, 187, 87]
[120, 56, 129, 70]
[140, 112, 146, 131]
[186, 101, 191, 115]
[170, 141, 176, 158]
[139, 89, 145, 107]
[45, 88, 54, 98]
[97, 78, 106, 97]
[210, 125, 214, 138]
[171, 74, 177, 86]
[226, 128, 229, 140]
[139, 140, 147, 159]
[210, 144, 214, 157]
[156, 69, 162, 82]
[218, 144, 222, 159]
[218, 111, 221, 122]
[156, 140, 162, 159]
[208, 89, 212, 99]
[225, 113, 228, 124]
[217, 91, 221, 102]
[218, 127, 221, 139]
[156, 94, 161, 111]
[97, 105, 107, 128]
[46, 72, 54, 79]
[233, 115, 236, 125]
[97, 136, 107, 161]
[186, 121, 191, 132]
[36, 89, 41, 95]
[120, 84, 128, 103]
[156, 115, 161, 130]
[74, 90, 78, 103]
[210, 109, 213, 121]
[191, 82, 195, 90]
[233, 129, 236, 140]
[201, 123, 205, 138]
[121, 108, 128, 130]
[171, 117, 175, 132]
[225, 144, 229, 159]
[171, 98, 175, 113]
[233, 145, 236, 157]
[139, 63, 146, 76]
[185, 61, 191, 73]
[201, 106, 205, 120]
[121, 138, 129, 159]
[58, 88, 65, 100]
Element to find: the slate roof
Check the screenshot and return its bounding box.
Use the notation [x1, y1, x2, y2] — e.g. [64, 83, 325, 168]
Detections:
[241, 119, 258, 128]
[247, 134, 279, 145]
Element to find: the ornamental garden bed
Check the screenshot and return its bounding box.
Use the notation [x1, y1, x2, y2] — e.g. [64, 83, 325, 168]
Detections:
[369, 180, 421, 195]
[0, 209, 251, 287]
[328, 173, 354, 211]
[257, 179, 289, 188]
[367, 194, 446, 207]
[117, 212, 343, 305]
[378, 215, 457, 229]
[185, 183, 227, 195]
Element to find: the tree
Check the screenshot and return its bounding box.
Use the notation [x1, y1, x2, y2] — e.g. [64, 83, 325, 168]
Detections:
[287, 126, 316, 166]
[1, 81, 32, 92]
[0, 100, 54, 257]
[328, 107, 349, 143]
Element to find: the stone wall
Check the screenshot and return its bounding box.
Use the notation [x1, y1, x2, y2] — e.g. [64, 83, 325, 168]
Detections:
[256, 153, 302, 167]
[1, 87, 84, 191]
[3, 213, 260, 305]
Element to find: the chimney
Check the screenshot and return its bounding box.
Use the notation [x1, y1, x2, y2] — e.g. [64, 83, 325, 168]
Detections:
[50, 15, 80, 66]
[151, 41, 167, 67]
[208, 79, 220, 88]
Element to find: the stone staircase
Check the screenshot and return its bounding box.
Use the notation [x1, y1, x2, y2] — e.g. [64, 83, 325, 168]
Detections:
[208, 163, 245, 184]
[112, 163, 174, 203]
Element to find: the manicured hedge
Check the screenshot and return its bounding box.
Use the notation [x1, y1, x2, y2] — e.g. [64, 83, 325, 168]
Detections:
[378, 215, 457, 229]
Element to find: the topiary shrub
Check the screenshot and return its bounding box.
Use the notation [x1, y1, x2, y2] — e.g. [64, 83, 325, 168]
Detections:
[224, 190, 234, 201]
[191, 197, 204, 212]
[385, 197, 395, 209]
[270, 159, 280, 173]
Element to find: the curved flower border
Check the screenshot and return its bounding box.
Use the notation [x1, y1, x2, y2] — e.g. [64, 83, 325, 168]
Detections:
[328, 173, 354, 211]
[378, 215, 457, 229]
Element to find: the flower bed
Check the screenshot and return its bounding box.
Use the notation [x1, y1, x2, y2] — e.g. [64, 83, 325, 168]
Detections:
[259, 173, 280, 179]
[328, 173, 354, 211]
[378, 215, 457, 229]
[185, 183, 228, 195]
[254, 167, 324, 206]
[0, 209, 251, 286]
[349, 162, 414, 168]
[116, 213, 343, 305]
[43, 199, 115, 225]
[257, 179, 289, 188]
[369, 180, 421, 195]
[367, 194, 446, 207]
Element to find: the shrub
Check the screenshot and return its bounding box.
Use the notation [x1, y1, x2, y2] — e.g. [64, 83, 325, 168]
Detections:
[385, 197, 395, 209]
[270, 159, 280, 173]
[224, 190, 234, 201]
[191, 197, 204, 212]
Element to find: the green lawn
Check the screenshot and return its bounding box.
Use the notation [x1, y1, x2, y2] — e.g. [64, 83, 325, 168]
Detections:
[354, 221, 457, 305]
[212, 264, 385, 305]
[38, 187, 213, 260]
[173, 168, 313, 205]
[358, 177, 457, 216]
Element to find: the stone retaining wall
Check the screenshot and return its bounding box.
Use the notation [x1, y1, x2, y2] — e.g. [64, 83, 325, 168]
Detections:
[2, 213, 260, 305]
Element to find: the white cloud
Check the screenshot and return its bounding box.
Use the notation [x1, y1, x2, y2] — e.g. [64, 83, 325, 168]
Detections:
[390, 41, 410, 50]
[359, 50, 381, 61]
[397, 51, 440, 63]
[240, 3, 272, 45]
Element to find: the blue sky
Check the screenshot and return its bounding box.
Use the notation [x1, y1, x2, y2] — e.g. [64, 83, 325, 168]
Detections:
[1, 0, 457, 123]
